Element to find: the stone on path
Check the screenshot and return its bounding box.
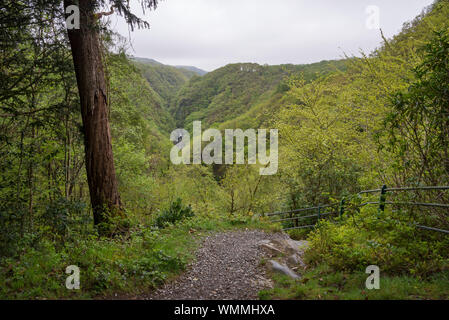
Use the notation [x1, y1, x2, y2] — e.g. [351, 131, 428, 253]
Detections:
[267, 260, 300, 279]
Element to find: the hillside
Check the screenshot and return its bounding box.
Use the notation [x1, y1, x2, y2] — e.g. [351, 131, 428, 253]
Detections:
[171, 60, 348, 129]
[131, 60, 195, 110]
[110, 55, 176, 136]
[131, 56, 207, 76]
[130, 57, 207, 110]
[175, 65, 208, 76]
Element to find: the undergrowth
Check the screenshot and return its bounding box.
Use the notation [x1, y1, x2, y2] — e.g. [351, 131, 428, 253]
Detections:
[0, 203, 278, 299]
[262, 205, 449, 300]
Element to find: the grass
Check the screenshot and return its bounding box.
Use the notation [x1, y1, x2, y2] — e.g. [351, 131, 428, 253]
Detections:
[259, 263, 449, 300]
[0, 213, 279, 300]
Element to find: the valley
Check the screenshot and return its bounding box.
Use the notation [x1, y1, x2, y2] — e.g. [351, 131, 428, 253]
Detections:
[1, 0, 448, 301]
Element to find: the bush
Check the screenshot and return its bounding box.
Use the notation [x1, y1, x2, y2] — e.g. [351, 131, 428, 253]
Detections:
[0, 203, 27, 257]
[0, 226, 188, 299]
[304, 206, 449, 276]
[153, 198, 195, 229]
[41, 198, 91, 242]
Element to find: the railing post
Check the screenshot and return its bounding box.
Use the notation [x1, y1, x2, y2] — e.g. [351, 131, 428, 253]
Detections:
[290, 212, 297, 228]
[378, 185, 388, 216]
[317, 206, 321, 226]
[339, 198, 345, 218]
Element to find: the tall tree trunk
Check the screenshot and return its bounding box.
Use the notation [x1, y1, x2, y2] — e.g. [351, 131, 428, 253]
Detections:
[64, 0, 122, 228]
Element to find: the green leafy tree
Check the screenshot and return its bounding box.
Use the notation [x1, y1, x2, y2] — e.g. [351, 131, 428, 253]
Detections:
[384, 30, 449, 186]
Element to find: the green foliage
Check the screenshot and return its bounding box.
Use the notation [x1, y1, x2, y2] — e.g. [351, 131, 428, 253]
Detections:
[172, 61, 347, 129]
[265, 1, 449, 211]
[304, 206, 449, 276]
[41, 198, 91, 242]
[132, 58, 199, 111]
[384, 29, 449, 186]
[260, 265, 449, 300]
[0, 227, 188, 299]
[276, 75, 369, 206]
[220, 164, 282, 216]
[0, 211, 277, 299]
[109, 53, 176, 137]
[153, 198, 195, 229]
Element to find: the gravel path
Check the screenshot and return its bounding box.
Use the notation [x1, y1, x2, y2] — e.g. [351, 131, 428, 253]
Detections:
[148, 230, 289, 300]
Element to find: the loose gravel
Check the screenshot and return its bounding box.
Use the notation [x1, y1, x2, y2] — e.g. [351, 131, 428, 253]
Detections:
[148, 230, 290, 300]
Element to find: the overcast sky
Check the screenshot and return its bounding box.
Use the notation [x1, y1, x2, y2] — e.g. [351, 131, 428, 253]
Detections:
[110, 0, 435, 71]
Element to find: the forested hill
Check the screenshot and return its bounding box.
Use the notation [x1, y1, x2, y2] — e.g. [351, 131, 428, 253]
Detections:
[129, 54, 348, 131]
[132, 56, 207, 76]
[175, 65, 209, 76]
[131, 57, 207, 110]
[110, 55, 176, 136]
[164, 0, 449, 133]
[129, 0, 449, 134]
[170, 60, 348, 129]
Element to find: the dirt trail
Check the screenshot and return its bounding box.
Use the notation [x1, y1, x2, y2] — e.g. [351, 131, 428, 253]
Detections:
[148, 230, 291, 300]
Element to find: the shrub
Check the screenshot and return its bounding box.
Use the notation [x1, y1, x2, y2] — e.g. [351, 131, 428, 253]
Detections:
[304, 206, 449, 276]
[41, 198, 91, 242]
[153, 198, 195, 229]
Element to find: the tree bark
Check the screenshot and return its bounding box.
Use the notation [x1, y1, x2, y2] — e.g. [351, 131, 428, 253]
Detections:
[64, 0, 122, 228]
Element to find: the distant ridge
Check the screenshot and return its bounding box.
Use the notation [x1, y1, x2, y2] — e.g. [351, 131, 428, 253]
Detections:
[130, 56, 208, 76]
[175, 65, 208, 76]
[130, 56, 163, 66]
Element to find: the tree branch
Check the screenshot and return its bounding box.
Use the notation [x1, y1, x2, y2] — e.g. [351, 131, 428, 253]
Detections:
[94, 6, 115, 20]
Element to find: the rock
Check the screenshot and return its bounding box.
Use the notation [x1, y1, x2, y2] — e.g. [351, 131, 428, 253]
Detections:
[288, 239, 309, 252]
[287, 254, 300, 265]
[267, 260, 300, 279]
[251, 275, 274, 289]
[270, 239, 309, 256]
[287, 253, 306, 268]
[259, 242, 285, 256]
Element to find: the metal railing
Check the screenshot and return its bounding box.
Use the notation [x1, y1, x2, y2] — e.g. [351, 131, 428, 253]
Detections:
[264, 185, 449, 234]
